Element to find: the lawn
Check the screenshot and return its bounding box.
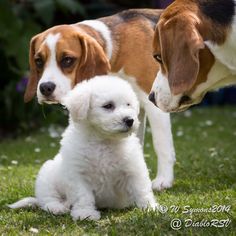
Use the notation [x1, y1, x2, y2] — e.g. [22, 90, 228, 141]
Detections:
[0, 106, 236, 235]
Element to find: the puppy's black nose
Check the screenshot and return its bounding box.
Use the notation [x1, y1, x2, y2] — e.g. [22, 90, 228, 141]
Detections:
[40, 82, 56, 96]
[148, 92, 156, 105]
[123, 117, 134, 128]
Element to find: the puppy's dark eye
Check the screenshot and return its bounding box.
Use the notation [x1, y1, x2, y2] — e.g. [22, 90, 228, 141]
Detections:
[153, 54, 163, 64]
[60, 56, 75, 68]
[35, 57, 44, 69]
[127, 103, 130, 106]
[102, 103, 115, 110]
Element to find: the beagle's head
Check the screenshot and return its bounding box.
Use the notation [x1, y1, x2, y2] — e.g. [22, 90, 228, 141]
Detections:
[149, 0, 215, 112]
[24, 25, 110, 104]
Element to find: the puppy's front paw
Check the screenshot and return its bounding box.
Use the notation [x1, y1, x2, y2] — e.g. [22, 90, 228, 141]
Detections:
[44, 202, 69, 215]
[71, 208, 101, 221]
[148, 202, 159, 211]
[136, 196, 158, 211]
[139, 202, 159, 212]
[152, 176, 173, 191]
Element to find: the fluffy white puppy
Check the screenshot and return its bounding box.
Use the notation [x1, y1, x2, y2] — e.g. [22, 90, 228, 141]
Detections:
[9, 75, 157, 220]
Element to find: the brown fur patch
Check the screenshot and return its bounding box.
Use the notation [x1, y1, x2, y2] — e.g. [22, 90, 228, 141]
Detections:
[101, 9, 163, 93]
[24, 34, 51, 102]
[190, 47, 215, 94]
[112, 19, 159, 93]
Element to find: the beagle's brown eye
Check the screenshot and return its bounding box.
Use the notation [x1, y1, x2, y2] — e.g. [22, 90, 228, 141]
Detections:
[35, 57, 44, 69]
[153, 54, 163, 64]
[60, 56, 75, 68]
[102, 102, 115, 110]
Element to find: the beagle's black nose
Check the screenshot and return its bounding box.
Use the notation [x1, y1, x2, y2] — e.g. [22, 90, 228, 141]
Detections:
[40, 82, 56, 96]
[148, 92, 156, 105]
[179, 95, 191, 106]
[123, 117, 134, 128]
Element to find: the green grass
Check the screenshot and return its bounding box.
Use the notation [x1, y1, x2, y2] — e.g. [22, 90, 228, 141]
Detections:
[0, 106, 236, 235]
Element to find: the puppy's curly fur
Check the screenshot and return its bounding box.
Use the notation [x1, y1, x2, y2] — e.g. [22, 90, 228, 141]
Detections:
[9, 76, 157, 220]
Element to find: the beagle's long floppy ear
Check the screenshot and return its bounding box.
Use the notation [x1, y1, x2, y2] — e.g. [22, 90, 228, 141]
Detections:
[62, 81, 91, 121]
[76, 35, 111, 83]
[24, 35, 39, 103]
[160, 24, 205, 95]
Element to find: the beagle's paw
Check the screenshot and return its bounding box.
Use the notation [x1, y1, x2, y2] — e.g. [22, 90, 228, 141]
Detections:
[152, 175, 173, 191]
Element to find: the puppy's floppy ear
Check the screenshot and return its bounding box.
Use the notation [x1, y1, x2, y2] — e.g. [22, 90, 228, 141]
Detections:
[76, 35, 111, 83]
[62, 81, 91, 121]
[24, 35, 40, 103]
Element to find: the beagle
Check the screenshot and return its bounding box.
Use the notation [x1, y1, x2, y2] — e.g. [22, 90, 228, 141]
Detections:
[24, 9, 176, 191]
[149, 0, 236, 112]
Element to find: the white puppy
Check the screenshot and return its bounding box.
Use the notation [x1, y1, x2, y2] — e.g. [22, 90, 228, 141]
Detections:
[9, 75, 157, 220]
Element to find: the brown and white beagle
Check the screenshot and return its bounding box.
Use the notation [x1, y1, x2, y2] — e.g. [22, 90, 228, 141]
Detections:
[149, 0, 236, 112]
[24, 9, 176, 191]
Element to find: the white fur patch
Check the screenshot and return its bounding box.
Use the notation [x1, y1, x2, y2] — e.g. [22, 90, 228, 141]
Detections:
[44, 33, 60, 52]
[150, 71, 181, 112]
[37, 33, 72, 104]
[79, 20, 113, 60]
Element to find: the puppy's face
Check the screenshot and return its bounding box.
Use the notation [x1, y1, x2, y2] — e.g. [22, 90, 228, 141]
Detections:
[24, 25, 110, 104]
[88, 92, 139, 137]
[63, 76, 140, 138]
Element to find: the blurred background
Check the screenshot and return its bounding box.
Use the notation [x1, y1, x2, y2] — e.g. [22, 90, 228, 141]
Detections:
[1, 0, 236, 139]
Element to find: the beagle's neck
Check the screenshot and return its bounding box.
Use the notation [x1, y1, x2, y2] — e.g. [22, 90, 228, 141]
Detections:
[196, 0, 235, 44]
[204, 16, 236, 74]
[196, 0, 236, 73]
